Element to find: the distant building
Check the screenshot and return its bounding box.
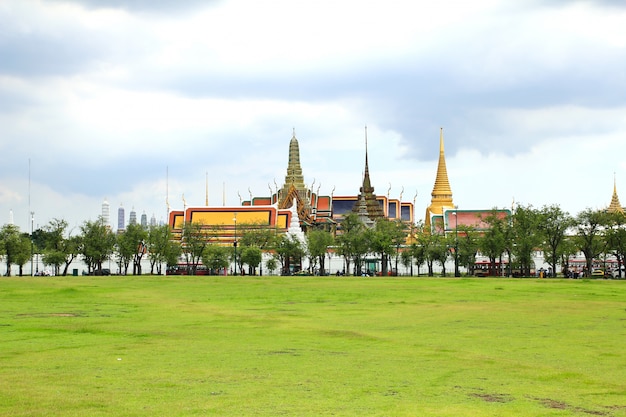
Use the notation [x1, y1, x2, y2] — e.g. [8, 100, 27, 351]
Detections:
[129, 208, 137, 225]
[150, 213, 157, 227]
[117, 204, 125, 231]
[101, 198, 110, 227]
[140, 212, 148, 228]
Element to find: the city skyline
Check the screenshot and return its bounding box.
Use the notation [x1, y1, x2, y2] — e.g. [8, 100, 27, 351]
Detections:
[1, 1, 625, 232]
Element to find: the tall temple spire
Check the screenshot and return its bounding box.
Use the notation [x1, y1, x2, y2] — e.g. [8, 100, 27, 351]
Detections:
[353, 125, 384, 220]
[608, 173, 624, 214]
[278, 130, 312, 223]
[425, 128, 455, 230]
[431, 127, 453, 203]
[284, 129, 306, 190]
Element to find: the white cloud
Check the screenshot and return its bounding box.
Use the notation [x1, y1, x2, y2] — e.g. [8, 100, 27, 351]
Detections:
[1, 0, 626, 233]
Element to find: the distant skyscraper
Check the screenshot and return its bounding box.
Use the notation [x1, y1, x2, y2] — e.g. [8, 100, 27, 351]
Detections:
[140, 212, 148, 228]
[150, 213, 157, 227]
[118, 204, 125, 231]
[102, 198, 110, 227]
[129, 207, 137, 225]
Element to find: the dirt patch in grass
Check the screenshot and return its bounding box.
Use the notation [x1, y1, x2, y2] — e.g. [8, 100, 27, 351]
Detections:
[535, 398, 609, 415]
[470, 393, 513, 403]
[16, 312, 82, 318]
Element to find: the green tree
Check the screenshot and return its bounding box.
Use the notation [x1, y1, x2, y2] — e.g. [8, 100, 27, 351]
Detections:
[306, 228, 334, 275]
[237, 222, 278, 275]
[201, 244, 230, 274]
[116, 223, 148, 275]
[512, 205, 542, 277]
[238, 223, 277, 250]
[479, 209, 509, 277]
[274, 234, 305, 275]
[147, 224, 181, 275]
[60, 235, 82, 276]
[13, 233, 33, 276]
[0, 224, 31, 276]
[265, 257, 278, 275]
[430, 233, 449, 277]
[241, 246, 262, 275]
[418, 232, 437, 277]
[457, 225, 479, 275]
[36, 219, 66, 275]
[574, 209, 607, 276]
[370, 219, 407, 276]
[37, 219, 82, 276]
[538, 205, 573, 278]
[336, 213, 369, 275]
[80, 218, 116, 274]
[181, 222, 215, 275]
[603, 211, 626, 278]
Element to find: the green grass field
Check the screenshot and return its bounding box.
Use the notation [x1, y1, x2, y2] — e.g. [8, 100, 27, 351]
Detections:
[1, 276, 625, 416]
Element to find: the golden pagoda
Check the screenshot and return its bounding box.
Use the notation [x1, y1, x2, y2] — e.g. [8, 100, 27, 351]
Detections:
[425, 128, 455, 231]
[608, 175, 624, 214]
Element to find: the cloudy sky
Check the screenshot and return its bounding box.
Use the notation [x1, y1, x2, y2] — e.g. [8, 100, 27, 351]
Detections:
[1, 0, 625, 233]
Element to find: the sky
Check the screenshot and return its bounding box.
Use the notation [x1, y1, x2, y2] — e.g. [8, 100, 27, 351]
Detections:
[1, 0, 626, 233]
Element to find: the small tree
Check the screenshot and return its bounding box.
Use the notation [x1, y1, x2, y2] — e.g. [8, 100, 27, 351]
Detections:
[202, 244, 230, 275]
[116, 223, 147, 275]
[80, 218, 116, 274]
[265, 257, 278, 275]
[274, 234, 305, 275]
[479, 209, 509, 277]
[306, 228, 334, 275]
[241, 246, 262, 275]
[147, 224, 181, 275]
[181, 222, 214, 275]
[538, 205, 573, 278]
[574, 208, 607, 276]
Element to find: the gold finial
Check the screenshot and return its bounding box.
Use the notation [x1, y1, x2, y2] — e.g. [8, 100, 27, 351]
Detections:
[608, 172, 624, 214]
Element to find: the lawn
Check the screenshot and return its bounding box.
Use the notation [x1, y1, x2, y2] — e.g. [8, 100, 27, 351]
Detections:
[1, 276, 625, 416]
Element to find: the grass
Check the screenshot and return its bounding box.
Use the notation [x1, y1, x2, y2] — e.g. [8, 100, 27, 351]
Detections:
[0, 276, 625, 416]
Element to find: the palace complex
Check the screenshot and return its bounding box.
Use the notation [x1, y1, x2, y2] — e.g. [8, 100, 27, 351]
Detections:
[169, 128, 418, 244]
[168, 128, 624, 251]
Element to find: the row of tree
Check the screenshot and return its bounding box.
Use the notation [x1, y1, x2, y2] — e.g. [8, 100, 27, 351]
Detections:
[0, 219, 180, 276]
[1, 205, 624, 277]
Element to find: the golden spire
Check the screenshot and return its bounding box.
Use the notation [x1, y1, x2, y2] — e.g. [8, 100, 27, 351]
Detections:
[278, 130, 312, 220]
[283, 129, 306, 191]
[608, 173, 624, 214]
[431, 127, 453, 203]
[425, 128, 455, 230]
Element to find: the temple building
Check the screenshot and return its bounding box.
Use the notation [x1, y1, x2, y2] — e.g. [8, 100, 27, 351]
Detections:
[168, 130, 416, 246]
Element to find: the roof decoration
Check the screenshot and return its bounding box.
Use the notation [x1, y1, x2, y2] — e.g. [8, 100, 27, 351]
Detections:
[608, 174, 624, 214]
[352, 126, 385, 220]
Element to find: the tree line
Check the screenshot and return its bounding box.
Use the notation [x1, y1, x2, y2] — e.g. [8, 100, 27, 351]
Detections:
[1, 204, 625, 277]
